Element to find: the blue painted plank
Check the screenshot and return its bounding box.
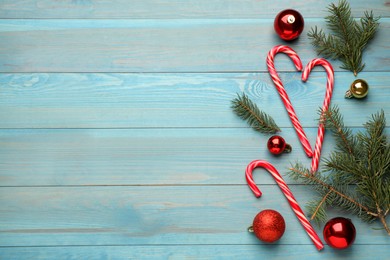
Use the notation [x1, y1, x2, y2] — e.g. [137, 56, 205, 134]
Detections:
[0, 0, 388, 258]
[0, 186, 388, 247]
[0, 19, 388, 72]
[0, 0, 388, 19]
[0, 245, 388, 260]
[0, 72, 388, 128]
[0, 127, 387, 186]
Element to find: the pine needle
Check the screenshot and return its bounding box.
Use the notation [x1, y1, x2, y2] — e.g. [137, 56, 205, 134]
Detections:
[231, 93, 280, 134]
[308, 0, 380, 76]
[288, 106, 390, 235]
[322, 106, 357, 156]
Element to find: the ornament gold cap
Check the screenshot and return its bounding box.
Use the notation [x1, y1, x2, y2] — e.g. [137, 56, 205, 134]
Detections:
[248, 226, 254, 233]
[345, 79, 369, 99]
[284, 144, 292, 153]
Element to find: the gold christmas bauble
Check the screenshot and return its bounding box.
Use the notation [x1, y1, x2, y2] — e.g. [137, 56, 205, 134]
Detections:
[345, 79, 369, 99]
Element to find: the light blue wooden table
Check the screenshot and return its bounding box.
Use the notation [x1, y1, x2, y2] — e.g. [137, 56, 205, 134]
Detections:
[0, 1, 389, 259]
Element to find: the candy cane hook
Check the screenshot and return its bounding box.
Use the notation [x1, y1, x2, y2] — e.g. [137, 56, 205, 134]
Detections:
[267, 45, 313, 158]
[302, 58, 334, 173]
[246, 160, 324, 250]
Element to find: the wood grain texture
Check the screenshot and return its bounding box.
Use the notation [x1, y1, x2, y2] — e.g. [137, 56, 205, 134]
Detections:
[0, 72, 388, 128]
[0, 19, 388, 72]
[1, 0, 389, 258]
[0, 186, 389, 247]
[0, 245, 389, 260]
[0, 127, 387, 186]
[0, 0, 389, 19]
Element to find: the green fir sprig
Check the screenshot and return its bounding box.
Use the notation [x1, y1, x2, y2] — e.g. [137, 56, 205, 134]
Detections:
[231, 93, 280, 134]
[288, 106, 390, 234]
[308, 0, 380, 76]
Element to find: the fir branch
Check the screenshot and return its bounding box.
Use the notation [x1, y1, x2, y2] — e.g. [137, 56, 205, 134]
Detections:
[324, 153, 363, 184]
[307, 27, 341, 60]
[325, 0, 357, 51]
[308, 0, 380, 76]
[322, 106, 357, 155]
[308, 190, 333, 226]
[288, 165, 371, 218]
[288, 108, 390, 235]
[357, 110, 387, 175]
[231, 93, 280, 134]
[358, 11, 381, 50]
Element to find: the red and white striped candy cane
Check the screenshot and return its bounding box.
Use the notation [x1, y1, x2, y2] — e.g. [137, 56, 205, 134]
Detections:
[302, 58, 334, 173]
[245, 160, 324, 251]
[267, 45, 313, 158]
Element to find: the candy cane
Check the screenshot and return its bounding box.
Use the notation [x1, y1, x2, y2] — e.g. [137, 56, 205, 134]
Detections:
[302, 58, 334, 173]
[267, 45, 313, 158]
[246, 160, 324, 251]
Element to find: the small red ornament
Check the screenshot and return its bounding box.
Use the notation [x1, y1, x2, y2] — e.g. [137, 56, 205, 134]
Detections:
[323, 217, 356, 249]
[267, 135, 292, 155]
[248, 209, 286, 243]
[274, 9, 304, 41]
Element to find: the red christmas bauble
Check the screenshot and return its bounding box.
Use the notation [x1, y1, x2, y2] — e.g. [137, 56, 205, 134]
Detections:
[274, 9, 304, 41]
[323, 217, 356, 249]
[250, 209, 286, 243]
[267, 135, 291, 155]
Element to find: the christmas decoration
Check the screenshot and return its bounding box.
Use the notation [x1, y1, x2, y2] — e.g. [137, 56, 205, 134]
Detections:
[323, 217, 356, 249]
[248, 209, 286, 243]
[231, 93, 280, 134]
[246, 160, 324, 250]
[267, 45, 335, 171]
[345, 79, 369, 99]
[267, 135, 291, 155]
[267, 45, 313, 158]
[274, 9, 304, 41]
[308, 0, 380, 76]
[288, 106, 390, 235]
[301, 58, 334, 173]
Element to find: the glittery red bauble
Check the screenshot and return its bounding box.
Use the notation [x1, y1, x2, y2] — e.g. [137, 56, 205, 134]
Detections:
[274, 9, 304, 41]
[323, 217, 356, 249]
[251, 209, 286, 243]
[267, 135, 288, 155]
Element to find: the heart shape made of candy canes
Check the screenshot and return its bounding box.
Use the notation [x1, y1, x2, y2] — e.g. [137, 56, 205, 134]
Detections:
[266, 45, 334, 173]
